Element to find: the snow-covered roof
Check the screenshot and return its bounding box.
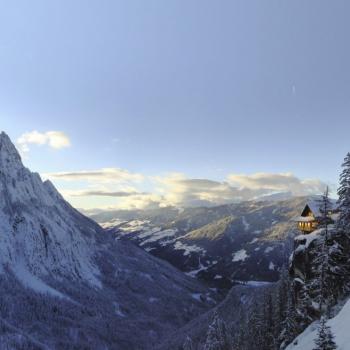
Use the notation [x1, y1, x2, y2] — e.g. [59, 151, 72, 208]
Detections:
[302, 197, 338, 218]
[293, 216, 315, 222]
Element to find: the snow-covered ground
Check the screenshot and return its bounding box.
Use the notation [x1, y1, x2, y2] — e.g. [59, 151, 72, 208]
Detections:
[139, 228, 177, 245]
[232, 249, 249, 262]
[264, 246, 275, 254]
[173, 241, 206, 256]
[242, 216, 250, 231]
[286, 299, 350, 350]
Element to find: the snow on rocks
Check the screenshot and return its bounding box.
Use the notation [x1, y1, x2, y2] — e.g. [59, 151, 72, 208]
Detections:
[295, 230, 321, 249]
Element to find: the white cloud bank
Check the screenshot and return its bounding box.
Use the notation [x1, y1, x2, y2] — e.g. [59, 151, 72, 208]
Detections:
[227, 172, 325, 196]
[46, 167, 328, 210]
[151, 172, 327, 208]
[17, 130, 71, 153]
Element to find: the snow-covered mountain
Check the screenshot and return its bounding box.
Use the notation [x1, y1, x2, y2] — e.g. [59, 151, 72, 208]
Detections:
[0, 132, 215, 349]
[0, 131, 101, 290]
[92, 198, 307, 290]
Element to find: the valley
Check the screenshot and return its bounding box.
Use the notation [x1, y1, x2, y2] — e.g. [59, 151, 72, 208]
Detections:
[90, 198, 306, 291]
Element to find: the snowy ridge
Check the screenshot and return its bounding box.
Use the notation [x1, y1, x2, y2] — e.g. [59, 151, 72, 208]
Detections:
[0, 132, 101, 291]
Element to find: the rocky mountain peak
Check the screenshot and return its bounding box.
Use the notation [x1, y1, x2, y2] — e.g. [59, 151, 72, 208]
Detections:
[0, 131, 24, 176]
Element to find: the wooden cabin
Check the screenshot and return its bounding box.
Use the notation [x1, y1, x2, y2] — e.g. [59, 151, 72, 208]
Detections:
[296, 203, 319, 233]
[295, 200, 336, 234]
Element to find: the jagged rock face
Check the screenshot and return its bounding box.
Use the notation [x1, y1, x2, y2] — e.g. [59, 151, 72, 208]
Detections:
[290, 232, 321, 282]
[0, 132, 101, 286]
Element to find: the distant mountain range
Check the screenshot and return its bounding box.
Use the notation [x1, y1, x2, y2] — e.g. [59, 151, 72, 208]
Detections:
[90, 197, 308, 291]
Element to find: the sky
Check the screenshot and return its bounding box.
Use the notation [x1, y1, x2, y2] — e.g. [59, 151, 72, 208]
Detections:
[1, 0, 350, 210]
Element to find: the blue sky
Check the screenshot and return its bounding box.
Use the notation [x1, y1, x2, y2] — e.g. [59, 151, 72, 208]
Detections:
[1, 0, 349, 209]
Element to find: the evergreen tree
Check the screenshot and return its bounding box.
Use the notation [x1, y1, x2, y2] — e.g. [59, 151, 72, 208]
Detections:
[232, 309, 247, 350]
[313, 317, 337, 350]
[247, 301, 266, 350]
[315, 185, 350, 310]
[334, 152, 350, 296]
[313, 187, 333, 314]
[182, 336, 194, 350]
[317, 186, 333, 233]
[279, 294, 298, 349]
[203, 311, 230, 350]
[262, 292, 276, 349]
[297, 282, 313, 328]
[275, 266, 290, 339]
[337, 152, 350, 234]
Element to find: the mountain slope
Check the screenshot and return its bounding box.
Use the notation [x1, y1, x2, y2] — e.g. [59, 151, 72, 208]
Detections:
[156, 282, 273, 350]
[0, 132, 214, 349]
[286, 298, 350, 350]
[97, 198, 307, 290]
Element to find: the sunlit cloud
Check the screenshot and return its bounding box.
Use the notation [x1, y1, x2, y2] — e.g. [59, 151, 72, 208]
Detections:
[63, 189, 148, 197]
[17, 130, 71, 154]
[153, 173, 240, 207]
[47, 168, 329, 210]
[227, 172, 327, 196]
[45, 168, 144, 184]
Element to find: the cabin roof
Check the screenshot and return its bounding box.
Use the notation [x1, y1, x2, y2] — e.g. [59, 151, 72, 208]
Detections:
[302, 198, 338, 218]
[305, 200, 321, 217]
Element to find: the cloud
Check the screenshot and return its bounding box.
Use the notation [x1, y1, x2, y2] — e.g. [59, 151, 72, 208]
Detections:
[47, 167, 328, 210]
[154, 173, 240, 207]
[148, 172, 328, 208]
[17, 130, 71, 153]
[64, 189, 148, 197]
[113, 193, 166, 210]
[227, 172, 326, 196]
[45, 168, 144, 184]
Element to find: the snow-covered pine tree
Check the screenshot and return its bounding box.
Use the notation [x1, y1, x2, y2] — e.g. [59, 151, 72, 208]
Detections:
[182, 335, 194, 350]
[279, 293, 298, 349]
[313, 317, 337, 350]
[317, 186, 332, 234]
[315, 187, 332, 314]
[261, 292, 276, 349]
[316, 185, 350, 309]
[296, 280, 314, 328]
[275, 267, 290, 339]
[246, 301, 266, 350]
[334, 152, 350, 296]
[337, 152, 350, 235]
[203, 311, 231, 350]
[232, 313, 247, 350]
